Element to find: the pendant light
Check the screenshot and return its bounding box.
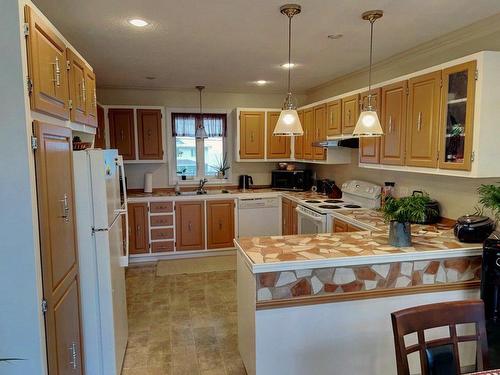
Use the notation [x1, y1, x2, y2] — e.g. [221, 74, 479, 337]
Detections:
[195, 85, 208, 139]
[273, 4, 303, 136]
[353, 10, 384, 137]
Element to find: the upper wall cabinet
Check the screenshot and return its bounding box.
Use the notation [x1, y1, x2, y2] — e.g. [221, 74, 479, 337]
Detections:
[239, 111, 265, 159]
[25, 6, 70, 120]
[137, 109, 163, 160]
[85, 69, 97, 127]
[267, 112, 291, 159]
[94, 105, 106, 149]
[295, 110, 304, 159]
[380, 81, 408, 166]
[341, 94, 359, 134]
[313, 104, 326, 160]
[438, 61, 476, 171]
[67, 49, 87, 124]
[109, 108, 135, 160]
[406, 71, 442, 168]
[359, 89, 381, 164]
[327, 100, 342, 137]
[302, 108, 314, 160]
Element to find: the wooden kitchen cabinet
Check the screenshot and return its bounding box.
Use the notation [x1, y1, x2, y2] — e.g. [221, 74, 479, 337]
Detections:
[67, 49, 87, 124]
[290, 200, 298, 235]
[175, 201, 205, 251]
[438, 61, 476, 171]
[128, 203, 149, 254]
[406, 71, 442, 168]
[108, 108, 135, 160]
[303, 108, 314, 160]
[25, 6, 70, 120]
[313, 104, 326, 160]
[85, 69, 97, 126]
[327, 100, 342, 137]
[341, 94, 359, 134]
[380, 81, 408, 165]
[239, 111, 265, 159]
[94, 104, 106, 149]
[359, 89, 381, 164]
[333, 218, 348, 233]
[347, 223, 362, 232]
[295, 110, 304, 159]
[207, 200, 235, 249]
[137, 109, 163, 160]
[267, 111, 291, 159]
[282, 198, 298, 235]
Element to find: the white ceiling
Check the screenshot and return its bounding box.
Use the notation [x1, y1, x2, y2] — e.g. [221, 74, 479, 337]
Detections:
[33, 0, 500, 93]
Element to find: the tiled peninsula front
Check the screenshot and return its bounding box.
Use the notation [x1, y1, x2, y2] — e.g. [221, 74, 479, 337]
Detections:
[234, 210, 483, 375]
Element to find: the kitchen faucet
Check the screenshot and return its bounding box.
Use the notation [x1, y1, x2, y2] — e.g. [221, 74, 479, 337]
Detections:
[197, 178, 208, 194]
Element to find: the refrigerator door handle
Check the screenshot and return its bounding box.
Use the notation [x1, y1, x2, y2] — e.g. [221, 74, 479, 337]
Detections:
[117, 156, 129, 267]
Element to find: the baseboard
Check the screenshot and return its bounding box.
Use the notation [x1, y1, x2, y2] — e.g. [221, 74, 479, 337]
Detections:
[129, 248, 236, 264]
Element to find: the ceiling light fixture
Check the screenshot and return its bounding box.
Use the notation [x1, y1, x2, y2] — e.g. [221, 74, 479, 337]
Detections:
[281, 62, 296, 69]
[128, 18, 149, 27]
[274, 4, 303, 137]
[195, 85, 208, 139]
[256, 80, 268, 85]
[353, 10, 384, 137]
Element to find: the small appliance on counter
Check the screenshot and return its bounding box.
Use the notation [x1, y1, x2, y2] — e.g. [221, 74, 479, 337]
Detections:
[239, 175, 253, 190]
[316, 179, 342, 198]
[454, 215, 496, 243]
[271, 169, 312, 191]
[411, 190, 440, 224]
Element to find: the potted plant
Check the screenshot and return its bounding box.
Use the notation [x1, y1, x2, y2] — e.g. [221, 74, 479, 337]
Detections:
[478, 182, 500, 222]
[381, 195, 435, 247]
[210, 153, 230, 179]
[176, 167, 187, 180]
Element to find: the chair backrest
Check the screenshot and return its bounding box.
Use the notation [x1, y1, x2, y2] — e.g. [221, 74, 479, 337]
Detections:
[391, 300, 489, 375]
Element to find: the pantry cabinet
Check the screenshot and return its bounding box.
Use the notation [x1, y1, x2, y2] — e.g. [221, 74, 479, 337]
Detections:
[267, 112, 291, 159]
[313, 104, 326, 160]
[108, 108, 135, 160]
[207, 200, 235, 249]
[380, 81, 408, 165]
[303, 108, 314, 160]
[341, 94, 359, 134]
[25, 6, 70, 120]
[327, 100, 342, 136]
[239, 111, 265, 159]
[406, 71, 442, 168]
[175, 201, 205, 251]
[295, 110, 304, 159]
[438, 61, 476, 171]
[128, 203, 149, 254]
[359, 89, 381, 164]
[137, 109, 163, 160]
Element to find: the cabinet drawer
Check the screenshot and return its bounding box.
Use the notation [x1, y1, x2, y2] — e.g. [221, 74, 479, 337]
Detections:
[150, 202, 173, 213]
[151, 241, 174, 253]
[151, 215, 173, 227]
[151, 228, 174, 240]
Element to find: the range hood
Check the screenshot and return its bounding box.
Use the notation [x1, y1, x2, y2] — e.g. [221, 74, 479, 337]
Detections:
[312, 136, 359, 149]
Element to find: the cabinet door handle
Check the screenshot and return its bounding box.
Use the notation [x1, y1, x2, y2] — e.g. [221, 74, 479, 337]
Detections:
[93, 88, 97, 109]
[52, 56, 61, 87]
[417, 112, 422, 132]
[147, 129, 152, 137]
[59, 194, 69, 223]
[250, 131, 254, 142]
[136, 225, 141, 232]
[120, 129, 124, 141]
[219, 220, 223, 230]
[188, 221, 192, 231]
[388, 115, 393, 133]
[68, 342, 78, 369]
[81, 78, 86, 104]
[347, 109, 351, 123]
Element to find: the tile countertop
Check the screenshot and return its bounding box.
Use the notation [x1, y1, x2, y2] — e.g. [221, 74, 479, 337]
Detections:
[234, 209, 483, 274]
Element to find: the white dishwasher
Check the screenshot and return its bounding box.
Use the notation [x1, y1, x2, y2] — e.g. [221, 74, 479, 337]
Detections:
[238, 197, 280, 237]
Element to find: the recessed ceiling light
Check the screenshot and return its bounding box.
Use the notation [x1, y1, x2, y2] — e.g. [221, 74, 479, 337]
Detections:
[128, 18, 149, 27]
[328, 33, 344, 40]
[281, 62, 296, 69]
[255, 80, 268, 85]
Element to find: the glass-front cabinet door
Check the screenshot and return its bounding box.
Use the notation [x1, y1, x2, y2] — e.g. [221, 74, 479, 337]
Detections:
[439, 61, 477, 171]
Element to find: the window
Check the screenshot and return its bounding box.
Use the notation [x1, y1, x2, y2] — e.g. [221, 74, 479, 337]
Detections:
[172, 113, 227, 180]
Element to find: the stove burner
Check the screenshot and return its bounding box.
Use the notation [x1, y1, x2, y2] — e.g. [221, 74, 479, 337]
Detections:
[318, 205, 342, 209]
[305, 200, 321, 203]
[344, 204, 362, 208]
[324, 199, 344, 203]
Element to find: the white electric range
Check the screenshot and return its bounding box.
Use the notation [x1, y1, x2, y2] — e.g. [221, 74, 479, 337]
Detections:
[296, 180, 381, 234]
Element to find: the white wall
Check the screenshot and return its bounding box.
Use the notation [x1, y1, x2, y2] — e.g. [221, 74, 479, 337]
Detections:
[98, 88, 305, 189]
[0, 1, 46, 374]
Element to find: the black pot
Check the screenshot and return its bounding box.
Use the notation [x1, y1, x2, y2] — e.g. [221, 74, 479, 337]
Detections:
[454, 215, 496, 243]
[411, 190, 440, 224]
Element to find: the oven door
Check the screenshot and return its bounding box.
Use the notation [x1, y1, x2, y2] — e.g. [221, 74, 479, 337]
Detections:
[296, 205, 327, 234]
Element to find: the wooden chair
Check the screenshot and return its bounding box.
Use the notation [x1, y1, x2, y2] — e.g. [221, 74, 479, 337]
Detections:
[391, 300, 489, 375]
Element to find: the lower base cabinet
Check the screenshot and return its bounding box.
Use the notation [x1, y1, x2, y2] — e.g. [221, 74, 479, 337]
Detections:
[282, 198, 298, 235]
[128, 203, 149, 254]
[175, 201, 205, 251]
[333, 218, 362, 233]
[207, 200, 235, 249]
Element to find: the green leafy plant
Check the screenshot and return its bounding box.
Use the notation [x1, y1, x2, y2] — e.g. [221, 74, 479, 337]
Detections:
[176, 167, 187, 175]
[381, 195, 435, 223]
[478, 182, 500, 221]
[450, 123, 464, 137]
[210, 152, 230, 176]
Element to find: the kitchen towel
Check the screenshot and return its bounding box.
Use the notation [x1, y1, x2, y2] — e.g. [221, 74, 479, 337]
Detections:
[144, 172, 153, 193]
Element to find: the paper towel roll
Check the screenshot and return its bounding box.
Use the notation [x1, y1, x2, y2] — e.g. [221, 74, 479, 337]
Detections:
[144, 172, 153, 193]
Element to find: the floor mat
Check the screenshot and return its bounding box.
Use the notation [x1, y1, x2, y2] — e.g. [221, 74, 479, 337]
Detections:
[156, 254, 236, 276]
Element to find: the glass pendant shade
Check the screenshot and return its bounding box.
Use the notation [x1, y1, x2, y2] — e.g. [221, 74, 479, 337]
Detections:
[195, 122, 208, 139]
[353, 110, 383, 137]
[274, 109, 303, 136]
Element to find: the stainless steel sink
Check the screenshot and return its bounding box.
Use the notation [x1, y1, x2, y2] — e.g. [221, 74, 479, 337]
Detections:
[176, 189, 230, 196]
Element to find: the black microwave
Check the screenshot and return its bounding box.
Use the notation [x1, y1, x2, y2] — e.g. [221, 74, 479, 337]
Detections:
[271, 170, 313, 191]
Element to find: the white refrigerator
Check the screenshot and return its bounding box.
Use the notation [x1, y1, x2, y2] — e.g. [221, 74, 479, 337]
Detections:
[73, 149, 129, 375]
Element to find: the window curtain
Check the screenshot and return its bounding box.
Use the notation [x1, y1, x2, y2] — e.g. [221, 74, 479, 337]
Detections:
[172, 113, 227, 137]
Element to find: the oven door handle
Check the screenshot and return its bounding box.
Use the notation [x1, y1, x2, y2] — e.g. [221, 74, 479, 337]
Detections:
[296, 207, 324, 222]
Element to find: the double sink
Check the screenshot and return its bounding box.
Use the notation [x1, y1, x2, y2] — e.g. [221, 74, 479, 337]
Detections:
[175, 189, 231, 196]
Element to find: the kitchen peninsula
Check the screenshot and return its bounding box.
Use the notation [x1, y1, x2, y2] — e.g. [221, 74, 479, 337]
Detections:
[235, 209, 483, 375]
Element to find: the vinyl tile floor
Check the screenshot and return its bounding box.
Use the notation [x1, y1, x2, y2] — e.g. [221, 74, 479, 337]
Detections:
[121, 264, 247, 375]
